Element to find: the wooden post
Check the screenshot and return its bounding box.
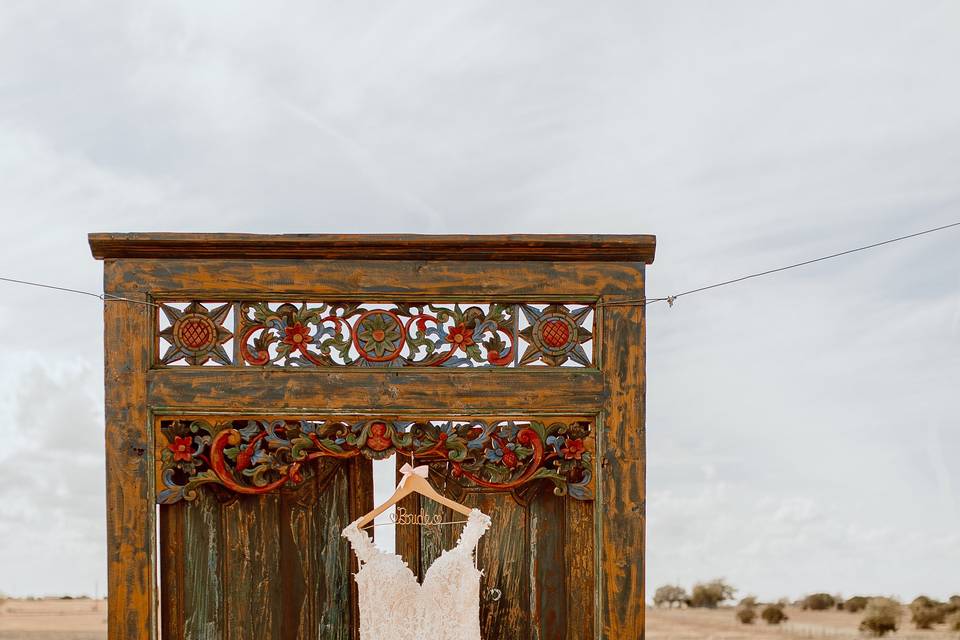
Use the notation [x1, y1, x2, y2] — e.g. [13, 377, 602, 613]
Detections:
[103, 261, 155, 640]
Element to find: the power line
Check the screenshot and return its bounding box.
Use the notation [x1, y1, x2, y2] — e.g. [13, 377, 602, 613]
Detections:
[601, 219, 960, 308]
[0, 276, 161, 308]
[1, 220, 958, 310]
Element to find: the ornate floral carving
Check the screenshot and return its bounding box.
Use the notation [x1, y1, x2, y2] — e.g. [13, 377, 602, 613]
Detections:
[157, 417, 594, 504]
[154, 301, 594, 367]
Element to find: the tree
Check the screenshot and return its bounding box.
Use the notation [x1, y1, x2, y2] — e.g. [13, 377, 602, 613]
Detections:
[845, 596, 869, 613]
[653, 585, 689, 609]
[859, 597, 903, 637]
[802, 593, 836, 610]
[689, 579, 736, 609]
[762, 603, 789, 625]
[909, 596, 947, 629]
[739, 596, 758, 608]
[736, 606, 757, 624]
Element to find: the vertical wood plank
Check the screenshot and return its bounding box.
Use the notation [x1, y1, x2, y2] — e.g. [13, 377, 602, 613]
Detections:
[474, 494, 529, 640]
[313, 463, 355, 640]
[529, 489, 567, 640]
[102, 266, 154, 640]
[222, 495, 282, 640]
[280, 484, 314, 640]
[346, 458, 373, 640]
[599, 267, 647, 639]
[181, 491, 223, 639]
[159, 504, 184, 640]
[393, 459, 422, 581]
[565, 495, 595, 639]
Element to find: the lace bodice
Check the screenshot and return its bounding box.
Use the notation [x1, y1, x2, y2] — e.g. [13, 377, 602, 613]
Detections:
[341, 508, 492, 640]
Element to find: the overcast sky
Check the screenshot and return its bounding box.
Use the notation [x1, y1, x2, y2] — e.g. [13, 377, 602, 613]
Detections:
[1, 1, 958, 602]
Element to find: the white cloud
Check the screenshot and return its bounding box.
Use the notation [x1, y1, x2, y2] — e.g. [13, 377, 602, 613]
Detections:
[0, 0, 958, 600]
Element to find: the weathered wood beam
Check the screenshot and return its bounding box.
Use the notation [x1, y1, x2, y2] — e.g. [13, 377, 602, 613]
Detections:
[146, 368, 605, 414]
[89, 232, 657, 263]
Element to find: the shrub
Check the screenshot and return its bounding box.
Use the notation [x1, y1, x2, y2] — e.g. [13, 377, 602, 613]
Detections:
[910, 596, 947, 629]
[946, 595, 960, 614]
[689, 579, 736, 609]
[802, 593, 836, 610]
[845, 596, 869, 613]
[739, 596, 758, 608]
[653, 585, 689, 608]
[859, 597, 902, 637]
[762, 603, 789, 625]
[946, 611, 960, 632]
[736, 607, 757, 624]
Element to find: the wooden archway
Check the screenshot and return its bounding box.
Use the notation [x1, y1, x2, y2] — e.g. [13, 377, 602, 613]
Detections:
[90, 233, 655, 640]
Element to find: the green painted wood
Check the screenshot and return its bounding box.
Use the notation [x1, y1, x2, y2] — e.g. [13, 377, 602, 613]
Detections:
[182, 491, 224, 639]
[313, 463, 354, 640]
[530, 488, 567, 639]
[222, 494, 283, 640]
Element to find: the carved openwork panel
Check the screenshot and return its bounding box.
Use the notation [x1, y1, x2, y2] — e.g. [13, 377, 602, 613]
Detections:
[157, 416, 595, 505]
[157, 301, 594, 368]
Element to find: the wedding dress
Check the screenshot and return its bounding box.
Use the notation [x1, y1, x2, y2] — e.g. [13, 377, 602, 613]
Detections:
[341, 507, 492, 640]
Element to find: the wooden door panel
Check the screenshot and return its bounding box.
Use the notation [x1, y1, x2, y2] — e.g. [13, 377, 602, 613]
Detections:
[396, 472, 595, 639]
[159, 460, 368, 640]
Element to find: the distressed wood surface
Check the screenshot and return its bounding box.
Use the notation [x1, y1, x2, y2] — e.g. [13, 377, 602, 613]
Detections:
[530, 487, 567, 639]
[106, 258, 645, 299]
[89, 233, 657, 263]
[158, 460, 367, 640]
[223, 494, 283, 639]
[96, 240, 651, 639]
[565, 495, 596, 639]
[184, 491, 224, 638]
[147, 369, 604, 414]
[599, 274, 647, 639]
[102, 267, 154, 640]
[158, 501, 184, 639]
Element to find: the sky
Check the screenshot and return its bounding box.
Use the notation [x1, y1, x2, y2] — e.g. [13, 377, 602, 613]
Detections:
[1, 0, 959, 603]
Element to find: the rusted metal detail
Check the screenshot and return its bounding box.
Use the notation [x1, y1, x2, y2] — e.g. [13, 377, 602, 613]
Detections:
[158, 417, 594, 505]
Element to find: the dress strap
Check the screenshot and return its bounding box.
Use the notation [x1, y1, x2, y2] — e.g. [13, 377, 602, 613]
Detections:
[456, 508, 492, 554]
[341, 521, 377, 564]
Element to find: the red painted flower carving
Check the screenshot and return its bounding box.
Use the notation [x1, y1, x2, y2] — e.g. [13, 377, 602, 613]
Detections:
[170, 436, 194, 462]
[367, 422, 392, 451]
[561, 438, 586, 460]
[283, 322, 311, 351]
[501, 450, 519, 468]
[446, 324, 475, 351]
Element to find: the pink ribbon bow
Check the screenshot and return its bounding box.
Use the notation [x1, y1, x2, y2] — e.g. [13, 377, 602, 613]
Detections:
[399, 463, 430, 479]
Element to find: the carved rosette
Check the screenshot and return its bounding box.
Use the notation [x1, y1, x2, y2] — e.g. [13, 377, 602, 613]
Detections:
[158, 302, 233, 365]
[518, 304, 593, 366]
[158, 417, 594, 504]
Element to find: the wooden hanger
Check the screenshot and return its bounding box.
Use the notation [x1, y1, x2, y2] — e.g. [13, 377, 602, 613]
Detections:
[355, 460, 473, 530]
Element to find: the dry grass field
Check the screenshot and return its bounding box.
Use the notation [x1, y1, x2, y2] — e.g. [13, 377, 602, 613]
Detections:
[0, 599, 106, 640]
[647, 606, 958, 640]
[2, 599, 957, 639]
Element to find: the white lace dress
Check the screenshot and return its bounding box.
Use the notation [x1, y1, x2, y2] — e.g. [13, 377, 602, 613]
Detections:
[341, 508, 492, 640]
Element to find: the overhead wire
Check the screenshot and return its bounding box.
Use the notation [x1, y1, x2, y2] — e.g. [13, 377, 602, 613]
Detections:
[1, 220, 958, 310]
[599, 219, 960, 308]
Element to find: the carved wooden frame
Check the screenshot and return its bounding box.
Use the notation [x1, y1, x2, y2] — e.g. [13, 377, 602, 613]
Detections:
[92, 233, 655, 640]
